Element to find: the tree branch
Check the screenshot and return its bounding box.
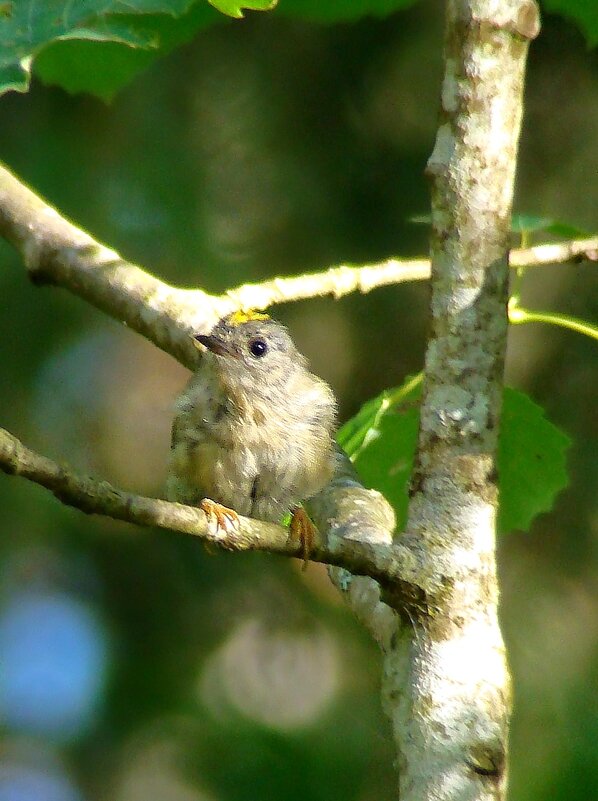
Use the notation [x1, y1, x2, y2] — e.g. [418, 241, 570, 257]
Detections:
[1, 163, 595, 369]
[509, 236, 598, 268]
[0, 427, 288, 552]
[224, 258, 431, 306]
[0, 164, 222, 370]
[0, 428, 419, 601]
[225, 236, 598, 309]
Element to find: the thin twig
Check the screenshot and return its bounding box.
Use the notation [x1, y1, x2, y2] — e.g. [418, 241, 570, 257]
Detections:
[224, 258, 431, 306]
[509, 237, 598, 267]
[225, 238, 598, 309]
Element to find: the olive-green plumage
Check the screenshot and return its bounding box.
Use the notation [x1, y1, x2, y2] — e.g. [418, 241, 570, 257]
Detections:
[167, 312, 337, 527]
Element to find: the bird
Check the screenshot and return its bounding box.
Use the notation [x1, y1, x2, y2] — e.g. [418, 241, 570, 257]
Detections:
[166, 310, 337, 564]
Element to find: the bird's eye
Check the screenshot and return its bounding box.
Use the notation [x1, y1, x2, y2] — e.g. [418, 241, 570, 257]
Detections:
[249, 338, 268, 358]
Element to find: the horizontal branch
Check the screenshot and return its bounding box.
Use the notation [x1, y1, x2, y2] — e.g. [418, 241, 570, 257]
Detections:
[225, 236, 598, 308]
[509, 236, 598, 268]
[225, 258, 430, 306]
[1, 164, 596, 371]
[0, 427, 416, 597]
[0, 427, 296, 552]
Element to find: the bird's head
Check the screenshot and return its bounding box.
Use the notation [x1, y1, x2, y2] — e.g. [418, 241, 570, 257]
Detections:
[193, 310, 307, 390]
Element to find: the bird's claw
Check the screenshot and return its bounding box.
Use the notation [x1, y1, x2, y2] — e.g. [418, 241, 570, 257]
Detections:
[200, 498, 240, 537]
[290, 506, 316, 571]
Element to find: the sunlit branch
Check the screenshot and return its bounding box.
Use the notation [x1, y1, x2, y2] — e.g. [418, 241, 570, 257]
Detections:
[509, 237, 598, 268]
[225, 237, 598, 309]
[225, 258, 431, 306]
[1, 163, 596, 348]
[0, 163, 222, 370]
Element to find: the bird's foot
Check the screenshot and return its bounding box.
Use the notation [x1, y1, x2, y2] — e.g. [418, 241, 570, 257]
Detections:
[290, 506, 316, 571]
[200, 498, 240, 537]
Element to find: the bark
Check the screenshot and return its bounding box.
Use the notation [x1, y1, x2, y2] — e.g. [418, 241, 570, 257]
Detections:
[379, 1, 540, 799]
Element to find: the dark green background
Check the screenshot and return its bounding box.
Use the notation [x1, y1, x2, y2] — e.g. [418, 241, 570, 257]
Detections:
[0, 2, 597, 799]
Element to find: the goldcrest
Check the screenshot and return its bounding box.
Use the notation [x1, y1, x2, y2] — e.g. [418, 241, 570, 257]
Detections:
[167, 310, 337, 554]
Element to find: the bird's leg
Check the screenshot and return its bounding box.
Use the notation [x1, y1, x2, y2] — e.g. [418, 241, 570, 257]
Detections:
[200, 498, 240, 537]
[290, 505, 316, 570]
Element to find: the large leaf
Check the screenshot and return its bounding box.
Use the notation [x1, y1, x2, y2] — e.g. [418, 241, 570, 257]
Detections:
[0, 1, 193, 94]
[338, 385, 419, 531]
[33, 5, 222, 101]
[338, 383, 571, 535]
[511, 214, 591, 239]
[0, 0, 272, 98]
[497, 388, 571, 533]
[0, 0, 418, 99]
[2, 0, 596, 99]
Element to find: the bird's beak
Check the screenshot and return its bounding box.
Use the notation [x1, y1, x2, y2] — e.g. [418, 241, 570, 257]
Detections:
[194, 334, 237, 357]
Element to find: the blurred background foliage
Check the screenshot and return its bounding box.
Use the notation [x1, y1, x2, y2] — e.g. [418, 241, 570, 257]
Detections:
[0, 1, 597, 799]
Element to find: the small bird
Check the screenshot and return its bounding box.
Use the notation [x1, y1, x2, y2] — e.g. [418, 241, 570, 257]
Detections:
[167, 310, 337, 563]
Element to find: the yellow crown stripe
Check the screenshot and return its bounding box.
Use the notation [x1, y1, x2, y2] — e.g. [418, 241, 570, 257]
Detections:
[228, 309, 270, 326]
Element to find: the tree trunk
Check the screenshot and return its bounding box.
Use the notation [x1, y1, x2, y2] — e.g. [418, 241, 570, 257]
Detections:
[379, 1, 540, 798]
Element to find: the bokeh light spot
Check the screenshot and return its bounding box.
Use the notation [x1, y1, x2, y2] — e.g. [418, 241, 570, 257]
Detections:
[0, 590, 111, 741]
[199, 618, 340, 730]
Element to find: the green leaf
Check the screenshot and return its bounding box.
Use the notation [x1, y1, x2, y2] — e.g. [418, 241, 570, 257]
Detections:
[511, 214, 557, 234]
[208, 0, 277, 18]
[542, 221, 593, 239]
[338, 390, 395, 459]
[542, 0, 598, 48]
[337, 378, 421, 530]
[1, 0, 420, 98]
[0, 0, 216, 97]
[511, 214, 591, 238]
[338, 383, 571, 535]
[33, 5, 221, 101]
[497, 388, 571, 533]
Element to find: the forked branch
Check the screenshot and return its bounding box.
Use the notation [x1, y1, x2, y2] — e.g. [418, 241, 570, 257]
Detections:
[1, 162, 595, 372]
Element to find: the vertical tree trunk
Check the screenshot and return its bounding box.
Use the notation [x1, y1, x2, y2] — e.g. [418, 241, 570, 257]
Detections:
[381, 1, 540, 798]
